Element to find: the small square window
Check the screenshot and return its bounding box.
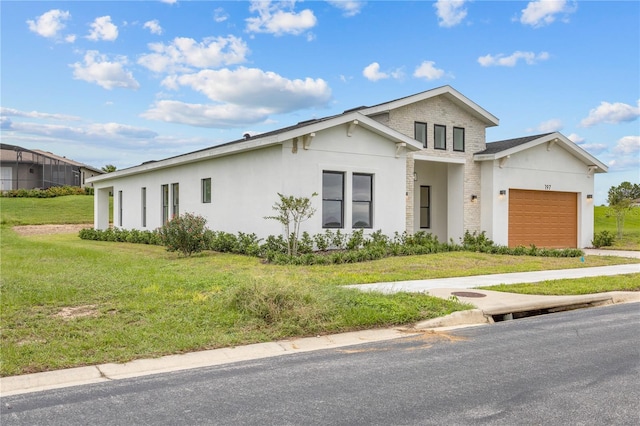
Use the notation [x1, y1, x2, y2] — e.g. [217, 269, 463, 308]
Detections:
[434, 125, 446, 150]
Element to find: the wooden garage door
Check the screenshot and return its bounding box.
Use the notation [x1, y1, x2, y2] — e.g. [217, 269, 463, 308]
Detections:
[509, 189, 577, 248]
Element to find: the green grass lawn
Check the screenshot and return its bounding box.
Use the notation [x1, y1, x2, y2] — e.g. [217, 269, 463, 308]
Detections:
[594, 205, 640, 250]
[0, 195, 111, 225]
[1, 196, 638, 377]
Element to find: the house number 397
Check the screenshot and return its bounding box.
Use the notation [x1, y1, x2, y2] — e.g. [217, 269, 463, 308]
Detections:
[544, 185, 551, 190]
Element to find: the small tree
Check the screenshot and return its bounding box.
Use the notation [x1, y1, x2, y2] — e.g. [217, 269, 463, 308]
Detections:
[102, 164, 117, 173]
[607, 181, 640, 238]
[265, 193, 317, 256]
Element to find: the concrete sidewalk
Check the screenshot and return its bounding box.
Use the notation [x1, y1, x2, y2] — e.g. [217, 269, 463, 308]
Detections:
[347, 264, 640, 294]
[2, 256, 638, 398]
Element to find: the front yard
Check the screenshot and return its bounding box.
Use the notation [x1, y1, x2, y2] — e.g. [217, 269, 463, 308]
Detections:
[1, 225, 638, 377]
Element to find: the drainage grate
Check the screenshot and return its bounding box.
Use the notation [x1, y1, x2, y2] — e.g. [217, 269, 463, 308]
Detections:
[451, 291, 487, 298]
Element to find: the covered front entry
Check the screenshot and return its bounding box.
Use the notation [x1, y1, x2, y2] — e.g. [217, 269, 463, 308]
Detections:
[508, 189, 577, 248]
[412, 156, 465, 243]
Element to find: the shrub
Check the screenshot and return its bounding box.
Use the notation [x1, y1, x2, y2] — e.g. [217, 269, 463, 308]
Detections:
[157, 213, 208, 256]
[1, 185, 89, 198]
[592, 230, 615, 248]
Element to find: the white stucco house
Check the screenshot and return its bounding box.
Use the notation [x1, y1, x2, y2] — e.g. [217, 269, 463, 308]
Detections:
[88, 85, 607, 249]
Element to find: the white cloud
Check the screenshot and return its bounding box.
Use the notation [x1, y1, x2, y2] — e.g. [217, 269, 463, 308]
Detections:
[478, 51, 549, 67]
[362, 62, 403, 81]
[143, 20, 163, 35]
[71, 51, 140, 90]
[0, 107, 81, 122]
[434, 0, 468, 27]
[537, 118, 563, 133]
[413, 61, 445, 80]
[213, 7, 229, 23]
[166, 67, 331, 112]
[141, 100, 274, 128]
[327, 1, 365, 17]
[87, 16, 118, 41]
[363, 62, 388, 81]
[566, 133, 584, 143]
[27, 9, 71, 39]
[3, 120, 157, 145]
[578, 143, 609, 154]
[613, 135, 640, 155]
[246, 1, 317, 36]
[138, 36, 249, 73]
[520, 0, 577, 28]
[145, 66, 332, 128]
[580, 100, 640, 127]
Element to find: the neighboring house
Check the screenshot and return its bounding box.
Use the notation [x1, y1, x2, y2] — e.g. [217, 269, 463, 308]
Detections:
[88, 86, 607, 248]
[0, 144, 103, 190]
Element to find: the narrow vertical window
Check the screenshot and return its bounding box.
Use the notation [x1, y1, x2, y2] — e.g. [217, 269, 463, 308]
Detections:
[171, 183, 179, 217]
[414, 122, 427, 148]
[141, 187, 147, 227]
[420, 186, 431, 229]
[434, 125, 446, 150]
[118, 190, 123, 227]
[161, 184, 169, 224]
[322, 171, 344, 228]
[202, 178, 211, 203]
[453, 127, 465, 152]
[352, 173, 373, 228]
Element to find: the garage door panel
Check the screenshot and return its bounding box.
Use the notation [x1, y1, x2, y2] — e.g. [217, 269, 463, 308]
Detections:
[508, 189, 577, 248]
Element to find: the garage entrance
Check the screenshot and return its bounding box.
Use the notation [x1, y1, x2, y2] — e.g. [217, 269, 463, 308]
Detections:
[508, 189, 577, 248]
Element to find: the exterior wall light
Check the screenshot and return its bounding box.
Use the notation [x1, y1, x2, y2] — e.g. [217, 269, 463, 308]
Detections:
[471, 195, 478, 202]
[413, 172, 418, 181]
[499, 190, 506, 196]
[587, 194, 593, 199]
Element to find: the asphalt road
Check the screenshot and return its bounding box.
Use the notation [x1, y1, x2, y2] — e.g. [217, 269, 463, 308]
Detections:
[2, 303, 639, 425]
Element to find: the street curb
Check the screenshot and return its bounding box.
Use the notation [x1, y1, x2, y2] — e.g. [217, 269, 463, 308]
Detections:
[0, 328, 418, 397]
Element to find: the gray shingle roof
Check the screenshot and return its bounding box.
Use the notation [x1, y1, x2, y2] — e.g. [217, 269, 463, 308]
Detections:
[478, 133, 554, 155]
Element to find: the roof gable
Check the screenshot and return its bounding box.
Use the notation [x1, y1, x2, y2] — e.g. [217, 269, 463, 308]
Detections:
[357, 85, 499, 127]
[475, 132, 608, 173]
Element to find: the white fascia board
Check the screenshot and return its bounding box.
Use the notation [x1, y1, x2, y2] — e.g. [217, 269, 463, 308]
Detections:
[359, 85, 499, 127]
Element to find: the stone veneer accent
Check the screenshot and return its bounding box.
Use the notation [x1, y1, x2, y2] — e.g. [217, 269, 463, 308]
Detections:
[369, 96, 490, 235]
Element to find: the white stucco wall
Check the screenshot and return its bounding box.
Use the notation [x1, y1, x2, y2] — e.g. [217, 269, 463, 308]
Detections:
[480, 142, 597, 248]
[92, 123, 409, 240]
[279, 124, 409, 237]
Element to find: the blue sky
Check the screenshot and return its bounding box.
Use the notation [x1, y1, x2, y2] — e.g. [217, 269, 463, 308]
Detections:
[1, 0, 638, 204]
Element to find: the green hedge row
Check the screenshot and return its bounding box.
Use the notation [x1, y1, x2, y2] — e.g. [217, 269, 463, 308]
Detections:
[78, 227, 584, 264]
[1, 186, 94, 198]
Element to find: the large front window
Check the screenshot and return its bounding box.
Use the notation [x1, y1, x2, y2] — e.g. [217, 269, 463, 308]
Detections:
[352, 173, 373, 228]
[322, 171, 344, 228]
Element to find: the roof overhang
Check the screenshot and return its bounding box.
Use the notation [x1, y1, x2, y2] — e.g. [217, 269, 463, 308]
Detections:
[474, 132, 608, 173]
[358, 85, 500, 128]
[87, 112, 423, 184]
